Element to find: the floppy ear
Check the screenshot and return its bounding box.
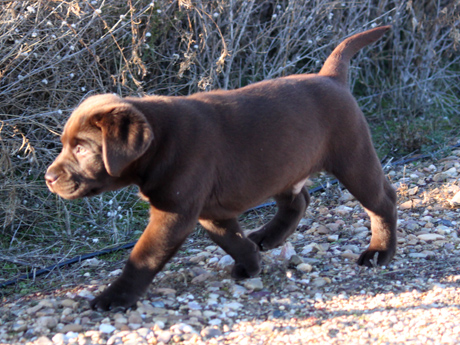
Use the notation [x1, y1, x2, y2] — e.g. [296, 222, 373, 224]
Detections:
[92, 103, 154, 177]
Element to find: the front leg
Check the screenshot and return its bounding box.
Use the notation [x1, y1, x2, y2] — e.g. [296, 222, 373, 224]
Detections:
[90, 208, 197, 311]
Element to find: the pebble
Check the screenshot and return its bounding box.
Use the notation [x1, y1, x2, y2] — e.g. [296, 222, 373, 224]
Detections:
[36, 316, 58, 329]
[244, 278, 264, 291]
[201, 326, 222, 339]
[99, 324, 116, 334]
[335, 205, 353, 215]
[327, 234, 339, 242]
[341, 251, 360, 260]
[218, 255, 235, 268]
[296, 263, 313, 273]
[60, 324, 83, 333]
[418, 233, 445, 241]
[157, 331, 172, 343]
[450, 191, 460, 205]
[312, 277, 329, 287]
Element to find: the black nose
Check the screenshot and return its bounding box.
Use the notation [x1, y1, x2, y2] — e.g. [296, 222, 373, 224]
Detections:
[44, 171, 58, 184]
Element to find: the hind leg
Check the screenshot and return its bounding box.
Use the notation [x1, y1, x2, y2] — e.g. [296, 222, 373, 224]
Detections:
[248, 187, 310, 251]
[331, 149, 397, 267]
[199, 218, 261, 279]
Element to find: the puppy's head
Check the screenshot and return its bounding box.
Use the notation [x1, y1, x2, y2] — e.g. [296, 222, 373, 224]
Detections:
[45, 94, 153, 199]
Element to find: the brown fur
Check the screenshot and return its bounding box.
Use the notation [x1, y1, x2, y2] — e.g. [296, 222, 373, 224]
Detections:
[45, 26, 397, 311]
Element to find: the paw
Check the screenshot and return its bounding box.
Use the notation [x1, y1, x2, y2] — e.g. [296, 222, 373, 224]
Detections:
[357, 249, 395, 267]
[248, 230, 280, 251]
[231, 261, 261, 280]
[230, 250, 261, 280]
[90, 281, 141, 311]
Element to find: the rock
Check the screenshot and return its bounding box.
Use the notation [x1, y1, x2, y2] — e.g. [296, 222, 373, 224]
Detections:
[296, 263, 313, 273]
[170, 323, 197, 334]
[203, 310, 218, 318]
[298, 218, 310, 226]
[316, 225, 330, 234]
[60, 324, 83, 333]
[231, 284, 247, 297]
[339, 192, 355, 202]
[99, 323, 116, 334]
[278, 242, 296, 260]
[154, 288, 177, 296]
[77, 289, 94, 299]
[201, 326, 222, 339]
[335, 205, 353, 215]
[64, 332, 79, 340]
[408, 253, 428, 259]
[108, 268, 123, 276]
[218, 255, 234, 268]
[36, 316, 58, 330]
[258, 321, 276, 332]
[154, 320, 165, 329]
[34, 336, 53, 345]
[342, 244, 360, 253]
[433, 173, 448, 182]
[312, 277, 329, 287]
[327, 223, 341, 231]
[289, 254, 304, 266]
[445, 167, 457, 177]
[353, 226, 369, 233]
[12, 322, 28, 332]
[301, 244, 317, 255]
[327, 234, 339, 242]
[244, 278, 264, 291]
[128, 311, 143, 325]
[341, 252, 360, 260]
[400, 199, 423, 210]
[188, 301, 202, 310]
[417, 234, 445, 241]
[408, 186, 419, 195]
[224, 302, 243, 310]
[60, 299, 76, 308]
[157, 331, 173, 343]
[205, 245, 218, 252]
[209, 319, 222, 326]
[449, 191, 460, 206]
[51, 334, 65, 344]
[405, 221, 420, 231]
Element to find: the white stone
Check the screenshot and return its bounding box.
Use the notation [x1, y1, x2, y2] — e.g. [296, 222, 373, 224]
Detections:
[278, 242, 296, 260]
[244, 278, 263, 291]
[449, 191, 460, 205]
[170, 323, 196, 334]
[335, 205, 353, 215]
[417, 233, 445, 241]
[208, 319, 222, 326]
[109, 269, 123, 276]
[301, 244, 316, 255]
[99, 323, 116, 334]
[224, 302, 243, 310]
[217, 255, 234, 268]
[327, 234, 339, 242]
[296, 263, 313, 273]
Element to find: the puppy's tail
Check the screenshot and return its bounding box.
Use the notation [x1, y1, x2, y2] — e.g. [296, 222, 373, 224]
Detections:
[318, 26, 391, 85]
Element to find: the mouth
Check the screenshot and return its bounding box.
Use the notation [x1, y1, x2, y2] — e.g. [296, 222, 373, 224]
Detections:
[47, 180, 91, 200]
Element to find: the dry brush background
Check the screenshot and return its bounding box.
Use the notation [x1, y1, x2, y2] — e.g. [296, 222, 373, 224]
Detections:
[0, 0, 459, 289]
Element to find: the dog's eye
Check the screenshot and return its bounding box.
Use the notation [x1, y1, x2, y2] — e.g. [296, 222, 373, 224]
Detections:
[75, 145, 87, 155]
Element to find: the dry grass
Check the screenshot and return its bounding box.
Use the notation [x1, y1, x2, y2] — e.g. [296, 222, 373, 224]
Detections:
[0, 0, 459, 288]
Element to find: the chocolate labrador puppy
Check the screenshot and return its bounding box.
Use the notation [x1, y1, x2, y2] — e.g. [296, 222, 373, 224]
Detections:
[45, 26, 396, 310]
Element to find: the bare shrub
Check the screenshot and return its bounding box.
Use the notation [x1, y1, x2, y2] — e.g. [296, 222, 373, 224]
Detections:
[0, 0, 458, 281]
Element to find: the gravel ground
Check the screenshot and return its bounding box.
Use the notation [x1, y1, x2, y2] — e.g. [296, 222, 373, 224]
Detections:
[1, 147, 460, 345]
